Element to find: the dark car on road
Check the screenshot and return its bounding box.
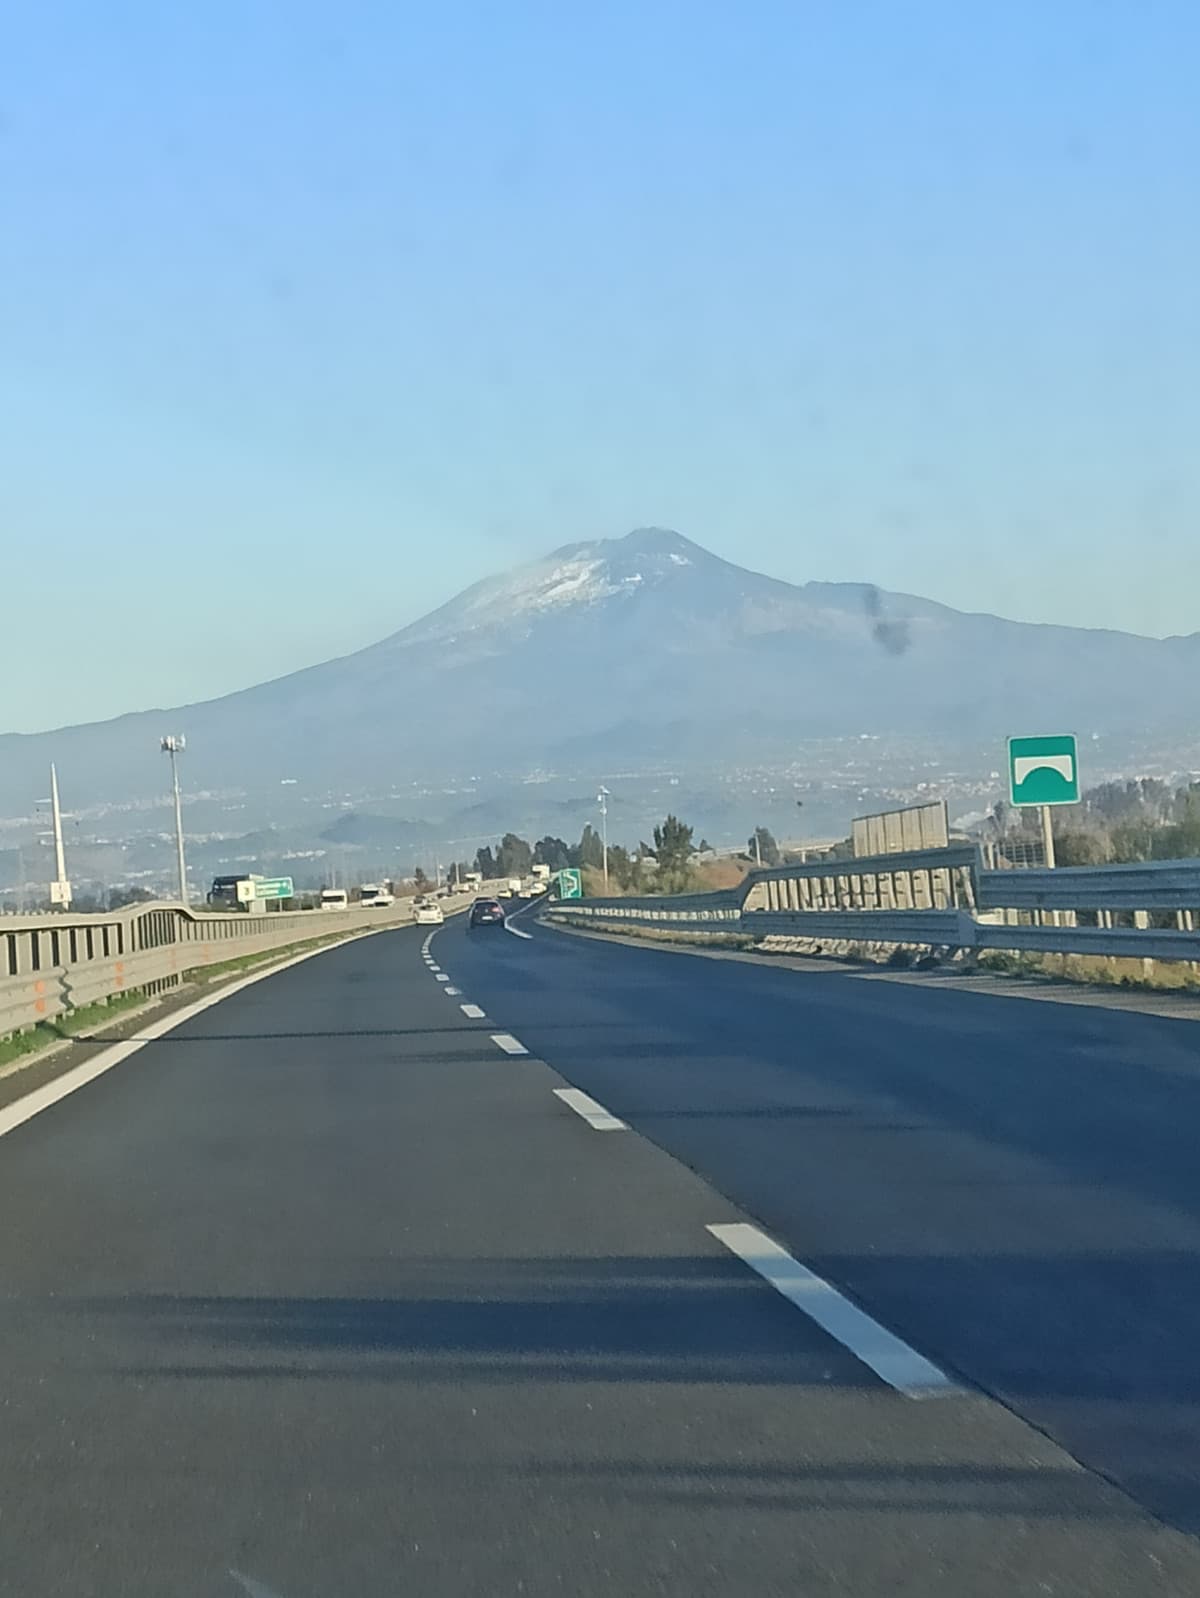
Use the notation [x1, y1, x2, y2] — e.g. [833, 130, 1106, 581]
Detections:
[468, 897, 506, 928]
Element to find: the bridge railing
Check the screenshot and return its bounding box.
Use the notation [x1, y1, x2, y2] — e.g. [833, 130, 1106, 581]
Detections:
[543, 848, 1200, 967]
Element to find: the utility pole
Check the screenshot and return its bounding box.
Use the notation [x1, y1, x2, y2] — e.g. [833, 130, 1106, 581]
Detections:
[753, 827, 763, 868]
[160, 735, 188, 904]
[597, 786, 610, 890]
[48, 763, 72, 908]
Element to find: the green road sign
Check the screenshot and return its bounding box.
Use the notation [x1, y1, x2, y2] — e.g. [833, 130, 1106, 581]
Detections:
[556, 868, 583, 900]
[1008, 734, 1080, 807]
[249, 876, 294, 900]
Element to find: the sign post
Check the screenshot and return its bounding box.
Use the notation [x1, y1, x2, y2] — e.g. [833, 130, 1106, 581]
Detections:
[1007, 734, 1081, 879]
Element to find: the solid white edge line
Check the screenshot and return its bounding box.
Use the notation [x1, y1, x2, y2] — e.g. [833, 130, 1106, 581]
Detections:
[490, 1033, 528, 1056]
[707, 1223, 959, 1399]
[0, 940, 357, 1143]
[504, 924, 533, 940]
[552, 1087, 627, 1131]
[460, 1003, 486, 1019]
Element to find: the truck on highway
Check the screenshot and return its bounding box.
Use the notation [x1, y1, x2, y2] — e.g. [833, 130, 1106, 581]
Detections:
[520, 865, 551, 898]
[320, 888, 349, 909]
[358, 883, 395, 907]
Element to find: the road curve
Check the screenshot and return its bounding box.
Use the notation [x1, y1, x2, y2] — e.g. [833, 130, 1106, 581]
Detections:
[0, 918, 1198, 1594]
[450, 911, 1200, 1543]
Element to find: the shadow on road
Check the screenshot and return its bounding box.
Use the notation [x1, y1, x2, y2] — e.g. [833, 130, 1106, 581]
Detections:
[81, 1254, 874, 1390]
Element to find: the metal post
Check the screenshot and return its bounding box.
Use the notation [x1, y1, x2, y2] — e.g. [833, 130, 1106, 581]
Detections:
[161, 735, 188, 905]
[49, 763, 72, 908]
[598, 786, 610, 890]
[1040, 804, 1057, 927]
[754, 829, 762, 868]
[1040, 805, 1057, 870]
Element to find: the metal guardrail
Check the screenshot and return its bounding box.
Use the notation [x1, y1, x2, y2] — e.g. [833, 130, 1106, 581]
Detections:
[0, 895, 454, 1040]
[543, 849, 1200, 966]
[977, 859, 1200, 912]
[744, 909, 978, 946]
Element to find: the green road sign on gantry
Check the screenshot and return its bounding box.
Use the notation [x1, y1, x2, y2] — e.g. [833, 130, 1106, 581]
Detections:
[556, 868, 583, 900]
[247, 876, 294, 900]
[1007, 734, 1080, 808]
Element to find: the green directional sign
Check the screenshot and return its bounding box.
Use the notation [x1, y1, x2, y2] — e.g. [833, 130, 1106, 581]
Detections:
[248, 876, 294, 901]
[556, 868, 583, 900]
[1008, 734, 1080, 808]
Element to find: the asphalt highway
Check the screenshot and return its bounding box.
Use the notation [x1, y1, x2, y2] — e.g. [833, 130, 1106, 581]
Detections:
[2, 915, 1200, 1594]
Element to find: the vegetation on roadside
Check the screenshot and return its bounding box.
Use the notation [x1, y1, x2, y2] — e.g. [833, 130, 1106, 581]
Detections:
[991, 777, 1200, 866]
[0, 988, 151, 1071]
[978, 947, 1200, 992]
[469, 813, 778, 900]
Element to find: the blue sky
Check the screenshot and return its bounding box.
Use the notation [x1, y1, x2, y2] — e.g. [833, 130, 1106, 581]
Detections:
[2, 1, 1197, 732]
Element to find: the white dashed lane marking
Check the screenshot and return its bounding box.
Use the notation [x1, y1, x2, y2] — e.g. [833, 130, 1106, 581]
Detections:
[490, 1033, 528, 1056]
[553, 1088, 627, 1131]
[707, 1223, 960, 1399]
[461, 1004, 486, 1020]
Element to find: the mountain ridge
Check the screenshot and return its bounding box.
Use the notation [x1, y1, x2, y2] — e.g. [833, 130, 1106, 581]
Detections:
[0, 527, 1196, 814]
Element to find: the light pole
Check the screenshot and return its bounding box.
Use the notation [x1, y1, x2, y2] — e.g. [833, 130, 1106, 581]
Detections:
[597, 785, 610, 890]
[49, 763, 71, 907]
[160, 735, 188, 904]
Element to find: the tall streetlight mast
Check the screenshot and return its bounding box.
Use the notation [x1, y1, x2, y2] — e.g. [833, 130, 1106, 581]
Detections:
[597, 785, 611, 890]
[160, 735, 188, 904]
[48, 763, 72, 908]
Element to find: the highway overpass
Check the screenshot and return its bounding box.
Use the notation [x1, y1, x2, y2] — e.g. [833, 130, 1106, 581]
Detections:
[3, 905, 1200, 1594]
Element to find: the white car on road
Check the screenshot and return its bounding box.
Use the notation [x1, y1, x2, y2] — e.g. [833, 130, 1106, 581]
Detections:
[414, 901, 444, 925]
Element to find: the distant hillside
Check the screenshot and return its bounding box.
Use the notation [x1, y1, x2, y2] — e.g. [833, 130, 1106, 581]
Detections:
[1, 527, 1197, 813]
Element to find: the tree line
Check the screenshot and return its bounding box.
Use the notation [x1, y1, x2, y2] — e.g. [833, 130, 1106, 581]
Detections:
[993, 777, 1200, 865]
[464, 815, 697, 894]
[465, 816, 792, 896]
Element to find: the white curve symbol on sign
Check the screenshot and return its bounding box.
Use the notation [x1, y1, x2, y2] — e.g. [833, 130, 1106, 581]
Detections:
[1013, 753, 1074, 786]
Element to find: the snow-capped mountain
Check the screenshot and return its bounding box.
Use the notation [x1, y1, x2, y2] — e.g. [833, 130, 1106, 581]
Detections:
[1, 527, 1197, 812]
